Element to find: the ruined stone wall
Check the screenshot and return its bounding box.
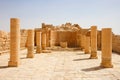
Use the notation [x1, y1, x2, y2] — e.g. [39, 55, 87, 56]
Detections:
[20, 29, 28, 48]
[50, 30, 77, 47]
[112, 34, 120, 53]
[0, 30, 28, 54]
[0, 30, 10, 52]
[58, 31, 77, 47]
[50, 30, 59, 46]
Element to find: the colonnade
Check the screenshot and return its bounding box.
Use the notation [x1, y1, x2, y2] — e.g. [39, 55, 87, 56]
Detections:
[8, 18, 113, 68]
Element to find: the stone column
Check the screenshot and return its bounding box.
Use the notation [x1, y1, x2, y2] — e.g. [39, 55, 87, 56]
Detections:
[90, 26, 98, 59]
[36, 32, 42, 53]
[83, 35, 86, 50]
[100, 28, 113, 68]
[46, 31, 50, 47]
[77, 34, 81, 47]
[41, 32, 46, 50]
[8, 18, 20, 67]
[81, 34, 85, 50]
[50, 30, 54, 47]
[27, 29, 34, 58]
[85, 36, 90, 54]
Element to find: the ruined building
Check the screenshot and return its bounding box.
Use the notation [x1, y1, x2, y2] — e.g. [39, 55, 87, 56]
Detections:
[0, 18, 120, 68]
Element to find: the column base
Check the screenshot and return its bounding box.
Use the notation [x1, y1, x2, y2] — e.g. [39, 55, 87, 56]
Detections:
[8, 61, 19, 67]
[80, 46, 84, 51]
[90, 52, 98, 59]
[100, 63, 113, 68]
[36, 46, 42, 53]
[42, 50, 51, 53]
[27, 46, 34, 58]
[85, 50, 90, 54]
[36, 50, 42, 53]
[27, 53, 34, 58]
[42, 44, 46, 50]
[100, 59, 113, 68]
[90, 56, 98, 59]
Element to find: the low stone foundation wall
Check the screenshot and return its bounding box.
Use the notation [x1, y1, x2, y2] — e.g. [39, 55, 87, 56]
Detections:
[0, 30, 10, 52]
[20, 29, 28, 48]
[112, 34, 120, 53]
[0, 29, 28, 54]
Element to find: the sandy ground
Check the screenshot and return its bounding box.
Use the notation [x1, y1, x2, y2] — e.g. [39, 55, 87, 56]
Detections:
[0, 48, 120, 80]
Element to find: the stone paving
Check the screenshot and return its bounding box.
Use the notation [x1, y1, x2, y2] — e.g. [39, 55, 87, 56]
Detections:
[0, 49, 120, 80]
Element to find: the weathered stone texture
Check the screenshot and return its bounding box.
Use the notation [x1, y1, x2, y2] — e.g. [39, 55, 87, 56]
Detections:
[101, 28, 113, 68]
[97, 31, 120, 54]
[50, 31, 78, 47]
[97, 31, 101, 50]
[36, 32, 42, 53]
[0, 29, 28, 54]
[112, 34, 120, 53]
[8, 18, 20, 67]
[84, 36, 90, 54]
[0, 30, 10, 52]
[41, 32, 46, 50]
[27, 29, 34, 58]
[50, 30, 59, 47]
[20, 29, 28, 48]
[90, 26, 98, 59]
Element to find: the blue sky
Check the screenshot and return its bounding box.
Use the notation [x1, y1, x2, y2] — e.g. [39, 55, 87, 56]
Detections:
[0, 0, 120, 34]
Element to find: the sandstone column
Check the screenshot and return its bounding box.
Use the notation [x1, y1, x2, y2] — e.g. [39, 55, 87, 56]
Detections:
[27, 29, 34, 58]
[41, 32, 46, 50]
[81, 34, 85, 50]
[90, 26, 98, 59]
[100, 28, 113, 68]
[77, 34, 81, 47]
[8, 18, 20, 67]
[83, 35, 86, 50]
[50, 30, 54, 47]
[36, 32, 42, 53]
[46, 31, 50, 47]
[85, 36, 90, 54]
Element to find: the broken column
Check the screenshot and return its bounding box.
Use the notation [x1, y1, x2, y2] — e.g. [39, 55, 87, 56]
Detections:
[36, 32, 42, 53]
[41, 32, 46, 50]
[85, 36, 90, 54]
[8, 18, 20, 67]
[90, 26, 98, 59]
[27, 29, 34, 58]
[100, 28, 113, 68]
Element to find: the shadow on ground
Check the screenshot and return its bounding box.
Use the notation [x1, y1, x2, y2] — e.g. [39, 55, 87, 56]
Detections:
[20, 57, 28, 59]
[81, 66, 105, 72]
[73, 58, 90, 61]
[0, 65, 9, 69]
